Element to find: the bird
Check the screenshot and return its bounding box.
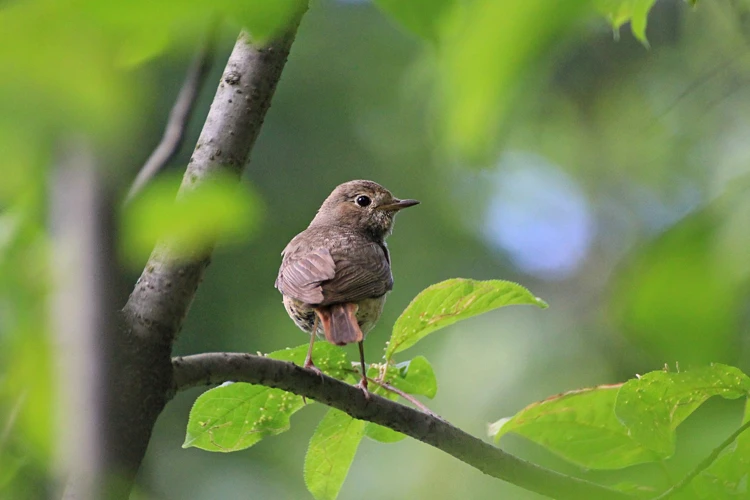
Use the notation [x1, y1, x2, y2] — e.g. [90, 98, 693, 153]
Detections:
[275, 180, 419, 395]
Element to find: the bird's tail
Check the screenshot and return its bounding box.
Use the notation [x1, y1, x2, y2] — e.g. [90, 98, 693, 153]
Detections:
[316, 304, 363, 346]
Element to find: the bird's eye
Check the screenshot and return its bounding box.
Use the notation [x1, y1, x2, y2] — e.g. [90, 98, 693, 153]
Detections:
[355, 195, 371, 207]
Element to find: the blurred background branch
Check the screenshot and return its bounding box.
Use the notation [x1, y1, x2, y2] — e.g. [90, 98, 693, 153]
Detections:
[125, 22, 219, 204]
[50, 139, 115, 500]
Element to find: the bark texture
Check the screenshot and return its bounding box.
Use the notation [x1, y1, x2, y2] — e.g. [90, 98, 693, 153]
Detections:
[172, 352, 634, 500]
[111, 24, 302, 498]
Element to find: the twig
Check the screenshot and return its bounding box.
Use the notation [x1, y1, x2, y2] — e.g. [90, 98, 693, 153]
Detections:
[366, 376, 444, 421]
[125, 23, 218, 204]
[653, 418, 750, 499]
[171, 352, 634, 500]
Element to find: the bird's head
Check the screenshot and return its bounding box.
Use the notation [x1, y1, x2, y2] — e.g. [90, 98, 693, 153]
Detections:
[310, 180, 419, 240]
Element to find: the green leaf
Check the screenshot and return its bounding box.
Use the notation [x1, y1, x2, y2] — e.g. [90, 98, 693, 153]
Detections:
[614, 364, 750, 458]
[268, 342, 353, 380]
[691, 398, 750, 498]
[358, 361, 425, 443]
[386, 279, 546, 361]
[121, 173, 261, 265]
[304, 408, 366, 500]
[361, 389, 405, 443]
[364, 422, 406, 444]
[0, 454, 25, 490]
[183, 382, 305, 452]
[373, 0, 455, 41]
[183, 343, 349, 452]
[595, 0, 657, 46]
[389, 356, 437, 399]
[491, 384, 661, 469]
[611, 211, 739, 365]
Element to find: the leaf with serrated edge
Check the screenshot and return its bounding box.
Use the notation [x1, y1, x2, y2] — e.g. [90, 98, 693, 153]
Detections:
[614, 364, 750, 458]
[304, 408, 366, 500]
[492, 384, 661, 469]
[183, 343, 349, 452]
[386, 279, 546, 361]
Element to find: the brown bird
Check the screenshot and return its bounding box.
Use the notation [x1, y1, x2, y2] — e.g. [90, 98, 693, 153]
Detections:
[275, 180, 419, 394]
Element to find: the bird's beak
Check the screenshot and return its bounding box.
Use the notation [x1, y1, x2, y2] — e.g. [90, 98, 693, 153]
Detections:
[378, 198, 420, 211]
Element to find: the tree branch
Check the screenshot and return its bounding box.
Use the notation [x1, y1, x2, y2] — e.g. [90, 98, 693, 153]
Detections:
[51, 139, 121, 499]
[122, 26, 301, 340]
[172, 353, 634, 500]
[111, 16, 305, 497]
[125, 23, 218, 204]
[654, 418, 750, 499]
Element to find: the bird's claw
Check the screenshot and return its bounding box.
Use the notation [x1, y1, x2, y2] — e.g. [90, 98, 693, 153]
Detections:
[304, 362, 323, 378]
[355, 378, 370, 400]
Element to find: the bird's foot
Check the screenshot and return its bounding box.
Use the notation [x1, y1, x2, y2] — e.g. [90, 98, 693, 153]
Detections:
[354, 377, 370, 400]
[304, 360, 323, 377]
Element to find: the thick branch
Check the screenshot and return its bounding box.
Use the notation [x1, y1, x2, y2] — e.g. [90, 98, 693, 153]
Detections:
[122, 27, 300, 341]
[172, 353, 633, 500]
[111, 19, 304, 497]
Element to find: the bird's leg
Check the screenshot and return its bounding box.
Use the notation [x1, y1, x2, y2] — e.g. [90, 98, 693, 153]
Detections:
[302, 314, 325, 405]
[354, 340, 370, 400]
[304, 314, 323, 377]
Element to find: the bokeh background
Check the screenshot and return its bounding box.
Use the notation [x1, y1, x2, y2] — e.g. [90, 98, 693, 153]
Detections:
[3, 0, 750, 498]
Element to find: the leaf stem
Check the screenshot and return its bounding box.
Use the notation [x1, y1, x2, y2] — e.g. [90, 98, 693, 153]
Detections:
[366, 376, 445, 421]
[654, 417, 750, 499]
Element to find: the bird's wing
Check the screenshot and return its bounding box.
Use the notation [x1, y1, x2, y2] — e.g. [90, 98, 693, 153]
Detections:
[320, 242, 393, 305]
[275, 247, 336, 304]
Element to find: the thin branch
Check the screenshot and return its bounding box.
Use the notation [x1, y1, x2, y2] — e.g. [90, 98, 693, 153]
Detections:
[171, 352, 634, 500]
[125, 23, 218, 204]
[654, 418, 750, 500]
[367, 376, 444, 421]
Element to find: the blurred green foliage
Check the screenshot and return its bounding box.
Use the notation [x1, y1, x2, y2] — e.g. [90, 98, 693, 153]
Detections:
[597, 0, 659, 45]
[3, 0, 750, 497]
[121, 173, 262, 264]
